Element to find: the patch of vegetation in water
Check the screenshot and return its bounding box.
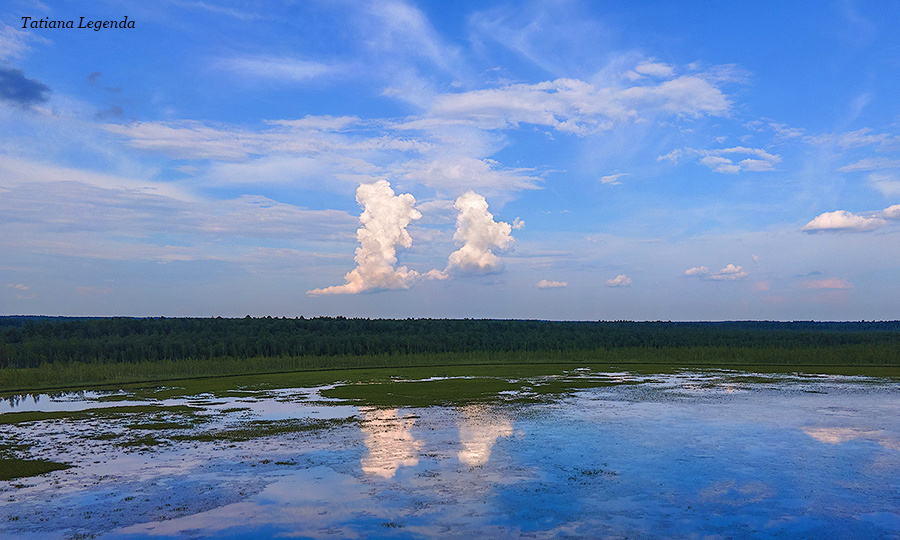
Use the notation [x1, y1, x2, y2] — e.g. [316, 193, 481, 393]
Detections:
[127, 421, 195, 431]
[217, 407, 252, 414]
[0, 405, 203, 426]
[322, 377, 526, 407]
[117, 435, 168, 448]
[89, 432, 122, 441]
[319, 364, 647, 407]
[0, 458, 72, 481]
[172, 417, 354, 443]
[95, 393, 137, 402]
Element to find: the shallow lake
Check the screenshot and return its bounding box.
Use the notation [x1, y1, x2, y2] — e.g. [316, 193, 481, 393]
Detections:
[2, 366, 900, 539]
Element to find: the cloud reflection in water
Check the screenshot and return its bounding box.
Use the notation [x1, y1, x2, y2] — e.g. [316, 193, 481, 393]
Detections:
[359, 407, 422, 478]
[457, 404, 513, 466]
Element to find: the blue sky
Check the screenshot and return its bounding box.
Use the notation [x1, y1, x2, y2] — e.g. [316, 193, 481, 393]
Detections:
[1, 0, 899, 320]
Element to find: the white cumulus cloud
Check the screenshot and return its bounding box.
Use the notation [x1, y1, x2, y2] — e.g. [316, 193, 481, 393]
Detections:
[699, 155, 740, 174]
[606, 274, 632, 287]
[685, 264, 746, 280]
[699, 147, 781, 173]
[600, 173, 627, 186]
[308, 180, 421, 295]
[708, 264, 747, 281]
[802, 210, 887, 233]
[537, 279, 567, 288]
[444, 191, 514, 274]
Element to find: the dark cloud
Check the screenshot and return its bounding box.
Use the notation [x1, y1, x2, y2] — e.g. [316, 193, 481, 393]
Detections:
[95, 105, 124, 120]
[87, 71, 121, 93]
[0, 68, 50, 107]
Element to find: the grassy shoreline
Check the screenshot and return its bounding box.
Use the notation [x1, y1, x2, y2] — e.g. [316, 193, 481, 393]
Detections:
[2, 344, 899, 395]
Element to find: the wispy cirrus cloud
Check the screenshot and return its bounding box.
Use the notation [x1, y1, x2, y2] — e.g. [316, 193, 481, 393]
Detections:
[868, 173, 900, 196]
[804, 278, 853, 290]
[266, 115, 361, 131]
[837, 157, 900, 173]
[215, 55, 344, 83]
[101, 117, 433, 167]
[807, 128, 900, 150]
[0, 22, 45, 61]
[397, 157, 541, 198]
[629, 61, 675, 79]
[0, 156, 357, 266]
[0, 155, 195, 201]
[661, 146, 781, 174]
[103, 121, 264, 161]
[361, 0, 464, 77]
[173, 1, 267, 21]
[425, 73, 731, 135]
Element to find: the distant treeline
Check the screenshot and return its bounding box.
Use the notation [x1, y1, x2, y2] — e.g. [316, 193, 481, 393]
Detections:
[1, 317, 899, 369]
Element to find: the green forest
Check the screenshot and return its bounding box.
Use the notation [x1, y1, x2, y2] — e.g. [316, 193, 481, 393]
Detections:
[1, 317, 898, 392]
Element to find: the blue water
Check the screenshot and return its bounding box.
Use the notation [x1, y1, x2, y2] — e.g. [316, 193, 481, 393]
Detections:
[2, 369, 899, 539]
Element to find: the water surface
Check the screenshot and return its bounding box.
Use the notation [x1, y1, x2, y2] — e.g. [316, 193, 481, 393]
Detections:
[2, 367, 899, 538]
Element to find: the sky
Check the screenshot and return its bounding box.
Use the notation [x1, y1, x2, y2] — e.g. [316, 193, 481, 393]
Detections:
[1, 0, 899, 320]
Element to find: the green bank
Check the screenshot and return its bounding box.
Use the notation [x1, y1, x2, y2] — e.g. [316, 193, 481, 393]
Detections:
[1, 317, 898, 393]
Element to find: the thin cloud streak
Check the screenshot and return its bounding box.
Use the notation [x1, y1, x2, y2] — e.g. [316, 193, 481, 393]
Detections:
[216, 55, 343, 83]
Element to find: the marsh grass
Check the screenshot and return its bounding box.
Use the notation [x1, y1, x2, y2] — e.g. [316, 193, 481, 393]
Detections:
[128, 421, 195, 430]
[171, 417, 354, 443]
[321, 376, 528, 407]
[0, 440, 72, 481]
[117, 435, 168, 448]
[2, 344, 898, 395]
[0, 405, 202, 425]
[0, 458, 72, 481]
